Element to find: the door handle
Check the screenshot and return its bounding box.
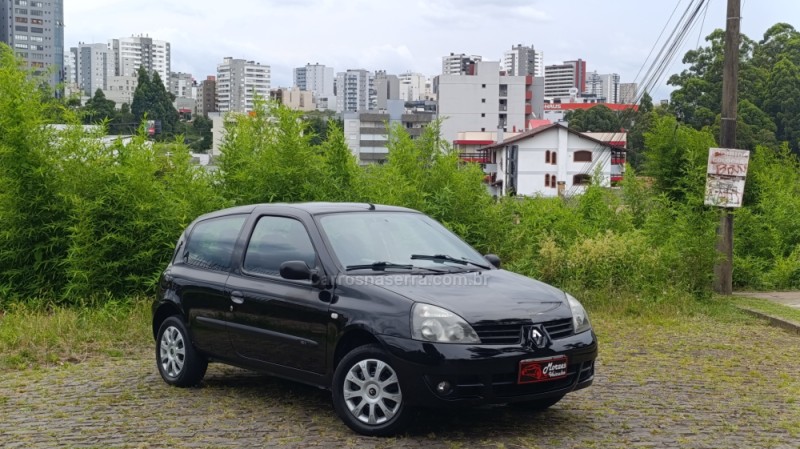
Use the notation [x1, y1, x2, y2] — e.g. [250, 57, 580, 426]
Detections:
[230, 291, 244, 304]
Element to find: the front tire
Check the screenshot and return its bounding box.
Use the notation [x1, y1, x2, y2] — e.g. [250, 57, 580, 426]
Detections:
[156, 316, 207, 387]
[332, 344, 412, 436]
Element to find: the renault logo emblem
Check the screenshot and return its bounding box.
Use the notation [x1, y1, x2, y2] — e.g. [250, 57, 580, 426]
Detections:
[530, 327, 546, 348]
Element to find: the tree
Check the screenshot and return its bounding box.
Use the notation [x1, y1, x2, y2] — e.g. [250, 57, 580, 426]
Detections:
[110, 103, 137, 135]
[667, 29, 760, 129]
[191, 116, 213, 151]
[131, 67, 179, 138]
[763, 57, 800, 153]
[563, 105, 624, 133]
[643, 115, 717, 202]
[83, 88, 116, 124]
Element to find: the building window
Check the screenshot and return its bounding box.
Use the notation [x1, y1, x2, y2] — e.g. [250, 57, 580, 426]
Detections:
[14, 8, 28, 13]
[481, 98, 486, 103]
[552, 152, 557, 164]
[15, 17, 28, 23]
[574, 150, 593, 162]
[573, 174, 591, 185]
[14, 34, 28, 41]
[551, 176, 557, 188]
[14, 43, 27, 49]
[481, 113, 485, 117]
[14, 0, 29, 5]
[30, 18, 43, 24]
[482, 84, 486, 88]
[15, 25, 28, 32]
[545, 174, 550, 187]
[30, 9, 42, 15]
[30, 27, 43, 33]
[546, 150, 551, 164]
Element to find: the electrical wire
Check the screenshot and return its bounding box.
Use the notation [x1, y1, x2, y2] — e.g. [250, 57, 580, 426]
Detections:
[632, 0, 686, 87]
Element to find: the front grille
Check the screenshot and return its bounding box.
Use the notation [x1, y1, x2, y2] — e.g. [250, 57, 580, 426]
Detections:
[473, 318, 574, 345]
[473, 321, 525, 345]
[543, 318, 574, 340]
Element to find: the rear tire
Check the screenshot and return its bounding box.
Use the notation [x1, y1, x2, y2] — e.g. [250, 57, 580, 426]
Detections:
[155, 316, 207, 387]
[332, 344, 412, 436]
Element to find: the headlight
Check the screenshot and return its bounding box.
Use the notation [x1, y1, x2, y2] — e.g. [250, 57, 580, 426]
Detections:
[566, 293, 592, 334]
[411, 303, 480, 344]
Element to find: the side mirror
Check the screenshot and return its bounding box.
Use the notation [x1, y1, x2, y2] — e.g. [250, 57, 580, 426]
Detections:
[279, 260, 314, 281]
[484, 254, 501, 269]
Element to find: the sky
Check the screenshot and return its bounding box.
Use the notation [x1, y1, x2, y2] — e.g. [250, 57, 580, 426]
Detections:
[65, 0, 800, 101]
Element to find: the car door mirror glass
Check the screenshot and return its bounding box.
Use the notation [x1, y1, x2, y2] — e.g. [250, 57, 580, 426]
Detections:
[280, 260, 313, 281]
[484, 254, 501, 269]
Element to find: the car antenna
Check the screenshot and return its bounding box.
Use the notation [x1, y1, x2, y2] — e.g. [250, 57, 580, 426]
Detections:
[367, 203, 376, 210]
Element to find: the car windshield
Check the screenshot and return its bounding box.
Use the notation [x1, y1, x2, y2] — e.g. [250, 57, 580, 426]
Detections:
[318, 212, 487, 272]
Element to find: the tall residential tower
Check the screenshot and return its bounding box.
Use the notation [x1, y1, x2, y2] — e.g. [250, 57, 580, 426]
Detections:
[216, 57, 270, 113]
[0, 0, 64, 91]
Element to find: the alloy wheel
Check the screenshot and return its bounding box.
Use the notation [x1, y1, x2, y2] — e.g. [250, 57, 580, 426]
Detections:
[342, 358, 402, 425]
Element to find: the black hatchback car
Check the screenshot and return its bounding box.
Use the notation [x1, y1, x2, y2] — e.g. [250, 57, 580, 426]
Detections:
[153, 203, 597, 436]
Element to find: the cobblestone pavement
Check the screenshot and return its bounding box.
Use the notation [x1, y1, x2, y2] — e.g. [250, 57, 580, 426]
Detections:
[2, 315, 799, 449]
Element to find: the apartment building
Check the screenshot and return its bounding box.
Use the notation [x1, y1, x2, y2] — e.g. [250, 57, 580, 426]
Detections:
[343, 100, 435, 164]
[619, 82, 638, 104]
[104, 75, 137, 106]
[503, 44, 543, 77]
[437, 61, 534, 145]
[75, 43, 110, 97]
[109, 35, 170, 86]
[442, 53, 482, 75]
[584, 72, 620, 103]
[216, 57, 270, 113]
[169, 72, 195, 99]
[293, 63, 335, 110]
[0, 0, 64, 90]
[197, 76, 217, 117]
[270, 87, 314, 111]
[374, 70, 400, 110]
[544, 59, 587, 98]
[335, 69, 375, 113]
[398, 72, 432, 102]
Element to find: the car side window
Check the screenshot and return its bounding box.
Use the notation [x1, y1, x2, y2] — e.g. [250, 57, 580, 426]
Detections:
[243, 216, 317, 276]
[184, 215, 247, 271]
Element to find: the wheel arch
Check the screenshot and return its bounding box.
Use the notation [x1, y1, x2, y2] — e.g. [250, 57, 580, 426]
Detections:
[333, 327, 382, 371]
[152, 302, 183, 340]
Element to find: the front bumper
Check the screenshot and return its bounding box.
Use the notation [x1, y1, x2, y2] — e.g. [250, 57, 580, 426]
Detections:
[378, 330, 598, 407]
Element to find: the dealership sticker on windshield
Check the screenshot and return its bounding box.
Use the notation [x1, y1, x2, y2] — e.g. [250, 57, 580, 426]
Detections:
[518, 356, 568, 384]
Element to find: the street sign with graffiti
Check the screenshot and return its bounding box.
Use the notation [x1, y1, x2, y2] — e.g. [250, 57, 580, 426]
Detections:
[704, 148, 750, 208]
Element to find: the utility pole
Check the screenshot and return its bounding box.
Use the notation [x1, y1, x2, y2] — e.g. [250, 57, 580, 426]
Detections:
[713, 0, 741, 294]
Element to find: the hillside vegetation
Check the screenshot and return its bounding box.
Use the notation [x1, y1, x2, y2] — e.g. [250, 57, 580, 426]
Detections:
[1, 37, 799, 310]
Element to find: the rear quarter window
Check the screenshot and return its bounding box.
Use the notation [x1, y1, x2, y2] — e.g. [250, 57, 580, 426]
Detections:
[184, 214, 247, 271]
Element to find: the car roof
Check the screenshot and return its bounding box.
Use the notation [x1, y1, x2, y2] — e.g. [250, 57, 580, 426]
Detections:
[193, 202, 419, 222]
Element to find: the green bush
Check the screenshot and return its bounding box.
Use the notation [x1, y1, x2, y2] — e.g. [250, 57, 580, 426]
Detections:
[2, 41, 799, 307]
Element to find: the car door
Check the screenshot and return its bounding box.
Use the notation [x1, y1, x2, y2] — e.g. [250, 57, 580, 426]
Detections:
[173, 214, 247, 357]
[225, 214, 330, 375]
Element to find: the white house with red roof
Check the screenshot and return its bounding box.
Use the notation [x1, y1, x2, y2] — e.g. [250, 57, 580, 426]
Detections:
[477, 122, 626, 197]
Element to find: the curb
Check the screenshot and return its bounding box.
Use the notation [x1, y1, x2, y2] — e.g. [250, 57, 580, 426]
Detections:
[737, 306, 800, 336]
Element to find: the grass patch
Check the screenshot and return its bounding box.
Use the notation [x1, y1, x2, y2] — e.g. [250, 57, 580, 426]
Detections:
[732, 296, 800, 324]
[0, 299, 151, 370]
[574, 289, 757, 326]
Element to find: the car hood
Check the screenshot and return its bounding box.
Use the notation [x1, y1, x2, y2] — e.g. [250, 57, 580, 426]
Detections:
[353, 269, 571, 324]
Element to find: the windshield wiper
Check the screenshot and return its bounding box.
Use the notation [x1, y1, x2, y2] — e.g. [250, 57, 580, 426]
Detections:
[410, 254, 491, 270]
[346, 261, 414, 271]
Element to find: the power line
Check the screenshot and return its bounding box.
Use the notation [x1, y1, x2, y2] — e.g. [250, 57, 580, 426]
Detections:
[632, 0, 686, 87]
